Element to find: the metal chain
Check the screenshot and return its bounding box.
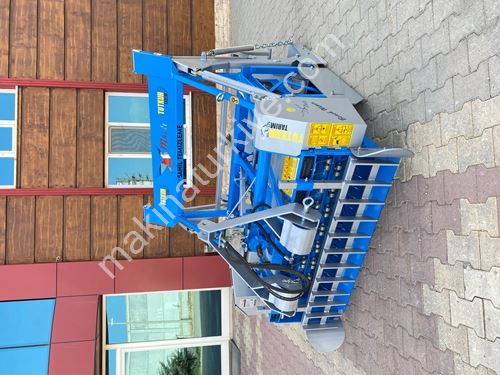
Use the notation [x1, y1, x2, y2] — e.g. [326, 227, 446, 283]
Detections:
[254, 38, 293, 50]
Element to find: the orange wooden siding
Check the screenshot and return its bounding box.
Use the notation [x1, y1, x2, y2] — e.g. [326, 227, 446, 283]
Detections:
[1, 0, 217, 264]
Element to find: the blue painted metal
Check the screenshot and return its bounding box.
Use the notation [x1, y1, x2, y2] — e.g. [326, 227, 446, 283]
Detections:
[132, 48, 401, 333]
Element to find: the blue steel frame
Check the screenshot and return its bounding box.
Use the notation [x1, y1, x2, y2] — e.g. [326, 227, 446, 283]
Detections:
[133, 50, 400, 324]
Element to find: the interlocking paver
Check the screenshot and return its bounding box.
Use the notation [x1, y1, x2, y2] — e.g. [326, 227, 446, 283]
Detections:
[484, 299, 500, 341]
[390, 73, 412, 104]
[413, 117, 440, 152]
[434, 259, 465, 297]
[468, 328, 500, 373]
[420, 230, 448, 263]
[425, 77, 455, 121]
[464, 266, 500, 307]
[432, 0, 464, 27]
[443, 166, 479, 204]
[453, 61, 491, 111]
[478, 231, 500, 271]
[412, 58, 438, 98]
[408, 2, 433, 46]
[421, 20, 451, 64]
[471, 96, 500, 137]
[446, 230, 480, 268]
[422, 283, 451, 322]
[467, 20, 500, 71]
[494, 125, 500, 165]
[388, 25, 409, 61]
[402, 328, 427, 363]
[412, 308, 438, 343]
[425, 339, 455, 374]
[458, 129, 496, 173]
[227, 1, 500, 373]
[476, 165, 500, 207]
[431, 199, 461, 234]
[460, 197, 499, 237]
[450, 292, 485, 338]
[440, 100, 473, 145]
[402, 92, 427, 126]
[410, 255, 435, 284]
[454, 356, 494, 375]
[448, 0, 485, 48]
[437, 317, 469, 361]
[436, 38, 470, 87]
[489, 52, 500, 97]
[416, 173, 445, 206]
[428, 138, 459, 176]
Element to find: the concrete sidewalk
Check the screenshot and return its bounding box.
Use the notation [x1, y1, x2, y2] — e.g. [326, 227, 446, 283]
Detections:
[219, 0, 500, 374]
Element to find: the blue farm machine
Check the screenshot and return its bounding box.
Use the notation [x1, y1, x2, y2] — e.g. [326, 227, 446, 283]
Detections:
[133, 42, 411, 352]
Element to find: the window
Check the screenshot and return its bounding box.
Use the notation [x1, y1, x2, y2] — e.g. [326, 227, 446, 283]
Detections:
[105, 92, 192, 187]
[103, 288, 231, 375]
[0, 89, 17, 188]
[0, 299, 55, 375]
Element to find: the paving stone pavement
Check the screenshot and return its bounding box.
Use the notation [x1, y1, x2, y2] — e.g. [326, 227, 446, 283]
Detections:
[219, 1, 500, 373]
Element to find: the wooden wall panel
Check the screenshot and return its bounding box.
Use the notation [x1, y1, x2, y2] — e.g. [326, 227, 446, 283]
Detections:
[0, 1, 9, 76]
[1, 0, 217, 265]
[9, 0, 37, 78]
[144, 227, 170, 257]
[170, 227, 195, 257]
[65, 0, 91, 81]
[192, 94, 217, 184]
[143, 0, 168, 54]
[193, 195, 213, 256]
[6, 197, 35, 264]
[38, 0, 65, 79]
[20, 87, 50, 188]
[64, 196, 91, 261]
[118, 195, 144, 259]
[0, 197, 6, 264]
[91, 196, 117, 260]
[142, 195, 170, 258]
[118, 0, 142, 83]
[191, 0, 215, 55]
[167, 0, 192, 55]
[50, 88, 77, 187]
[35, 196, 63, 262]
[77, 89, 104, 187]
[92, 0, 117, 82]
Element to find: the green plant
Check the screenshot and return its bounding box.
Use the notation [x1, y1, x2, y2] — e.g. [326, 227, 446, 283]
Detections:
[158, 348, 200, 375]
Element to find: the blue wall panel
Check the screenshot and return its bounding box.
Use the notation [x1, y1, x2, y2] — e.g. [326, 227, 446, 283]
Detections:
[0, 299, 55, 348]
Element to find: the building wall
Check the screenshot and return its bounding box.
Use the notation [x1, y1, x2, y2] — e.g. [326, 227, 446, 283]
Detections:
[0, 0, 218, 264]
[0, 256, 232, 374]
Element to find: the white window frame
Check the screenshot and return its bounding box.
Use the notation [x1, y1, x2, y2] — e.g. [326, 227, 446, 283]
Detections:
[105, 92, 193, 188]
[0, 88, 17, 189]
[102, 287, 232, 375]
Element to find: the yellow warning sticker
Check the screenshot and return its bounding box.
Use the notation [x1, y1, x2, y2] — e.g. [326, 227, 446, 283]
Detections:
[307, 123, 354, 147]
[281, 156, 299, 196]
[160, 188, 167, 205]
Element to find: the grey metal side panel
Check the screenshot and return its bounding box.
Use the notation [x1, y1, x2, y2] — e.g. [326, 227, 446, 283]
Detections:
[230, 340, 241, 375]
